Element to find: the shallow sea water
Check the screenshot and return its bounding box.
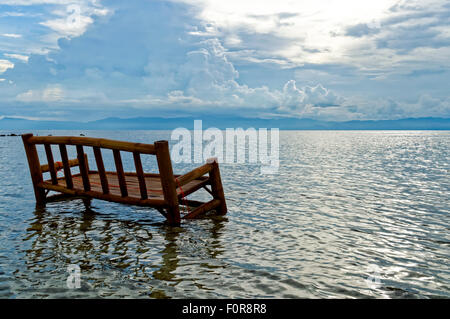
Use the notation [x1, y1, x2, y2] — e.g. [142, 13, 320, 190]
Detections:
[0, 130, 448, 298]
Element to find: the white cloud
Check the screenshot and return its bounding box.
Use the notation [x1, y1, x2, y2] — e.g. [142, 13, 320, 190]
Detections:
[40, 3, 109, 38]
[124, 39, 343, 116]
[174, 0, 450, 75]
[174, 0, 394, 61]
[16, 85, 64, 102]
[4, 53, 29, 62]
[0, 0, 85, 5]
[1, 0, 448, 121]
[1, 33, 22, 38]
[0, 60, 14, 73]
[0, 0, 109, 56]
[279, 80, 342, 112]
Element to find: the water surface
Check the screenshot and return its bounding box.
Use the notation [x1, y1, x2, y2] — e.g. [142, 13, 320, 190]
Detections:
[0, 130, 448, 298]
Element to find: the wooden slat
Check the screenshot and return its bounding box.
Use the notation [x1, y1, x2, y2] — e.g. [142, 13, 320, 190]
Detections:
[83, 153, 89, 171]
[39, 182, 167, 207]
[29, 136, 156, 154]
[52, 173, 163, 199]
[176, 178, 209, 199]
[44, 143, 58, 185]
[59, 144, 73, 189]
[113, 149, 128, 197]
[93, 146, 109, 194]
[183, 199, 206, 207]
[133, 152, 148, 199]
[76, 145, 90, 191]
[183, 199, 220, 219]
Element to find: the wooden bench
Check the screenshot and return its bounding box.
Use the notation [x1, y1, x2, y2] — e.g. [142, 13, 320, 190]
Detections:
[21, 133, 227, 225]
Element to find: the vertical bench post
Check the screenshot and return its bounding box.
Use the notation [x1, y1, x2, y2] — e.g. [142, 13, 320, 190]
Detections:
[155, 140, 180, 225]
[207, 158, 227, 215]
[22, 134, 46, 206]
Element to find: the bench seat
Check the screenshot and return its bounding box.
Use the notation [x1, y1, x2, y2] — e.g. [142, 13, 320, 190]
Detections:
[42, 172, 209, 200]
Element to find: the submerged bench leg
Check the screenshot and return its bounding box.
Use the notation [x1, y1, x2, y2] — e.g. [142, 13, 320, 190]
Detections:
[82, 197, 92, 209]
[155, 140, 181, 226]
[22, 134, 46, 206]
[208, 158, 227, 215]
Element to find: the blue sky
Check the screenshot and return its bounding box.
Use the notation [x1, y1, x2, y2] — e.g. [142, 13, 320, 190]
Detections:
[0, 0, 449, 121]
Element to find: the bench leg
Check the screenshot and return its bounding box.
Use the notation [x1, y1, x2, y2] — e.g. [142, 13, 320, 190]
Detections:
[22, 134, 46, 207]
[165, 206, 181, 226]
[155, 140, 181, 226]
[35, 190, 46, 208]
[82, 198, 92, 209]
[208, 159, 227, 215]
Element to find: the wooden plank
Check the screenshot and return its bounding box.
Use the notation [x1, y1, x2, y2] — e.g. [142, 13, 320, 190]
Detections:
[58, 144, 73, 189]
[133, 152, 148, 199]
[93, 147, 109, 194]
[99, 171, 207, 180]
[113, 149, 128, 197]
[155, 140, 180, 225]
[29, 136, 156, 154]
[44, 143, 58, 185]
[21, 133, 46, 205]
[76, 145, 90, 191]
[183, 199, 220, 219]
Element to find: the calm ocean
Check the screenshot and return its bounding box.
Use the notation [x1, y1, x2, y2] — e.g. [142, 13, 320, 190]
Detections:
[0, 130, 448, 298]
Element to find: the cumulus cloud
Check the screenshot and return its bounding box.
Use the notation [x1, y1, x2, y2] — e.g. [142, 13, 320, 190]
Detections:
[135, 39, 342, 115]
[280, 80, 342, 111]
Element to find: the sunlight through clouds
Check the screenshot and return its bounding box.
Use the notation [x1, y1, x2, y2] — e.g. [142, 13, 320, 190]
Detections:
[175, 0, 394, 64]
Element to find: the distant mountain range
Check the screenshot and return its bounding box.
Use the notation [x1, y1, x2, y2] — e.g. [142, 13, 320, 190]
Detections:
[1, 116, 449, 130]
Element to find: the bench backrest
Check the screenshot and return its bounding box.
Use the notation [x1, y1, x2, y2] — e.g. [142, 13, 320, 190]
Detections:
[21, 134, 177, 203]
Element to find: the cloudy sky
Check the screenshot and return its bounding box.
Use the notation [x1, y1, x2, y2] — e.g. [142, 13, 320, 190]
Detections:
[0, 0, 449, 121]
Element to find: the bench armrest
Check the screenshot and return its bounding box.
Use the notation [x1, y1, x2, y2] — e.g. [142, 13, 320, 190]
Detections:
[175, 162, 214, 187]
